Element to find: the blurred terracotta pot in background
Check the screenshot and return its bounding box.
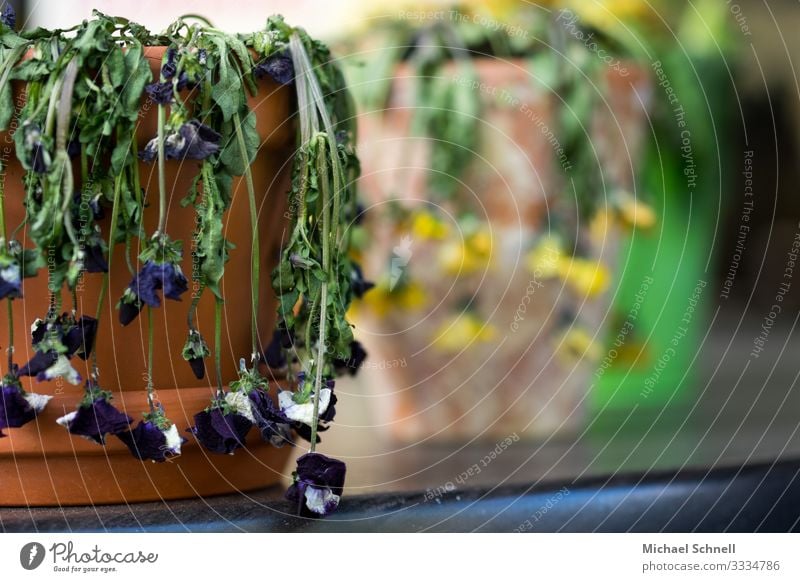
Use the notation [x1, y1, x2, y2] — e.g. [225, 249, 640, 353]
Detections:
[353, 59, 650, 443]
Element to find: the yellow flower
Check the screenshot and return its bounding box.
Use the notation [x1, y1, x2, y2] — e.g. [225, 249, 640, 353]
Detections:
[432, 313, 497, 353]
[558, 258, 611, 298]
[525, 236, 563, 278]
[589, 209, 612, 243]
[615, 193, 656, 230]
[411, 210, 449, 240]
[557, 327, 602, 363]
[438, 228, 492, 276]
[562, 0, 653, 31]
[398, 281, 428, 310]
[361, 280, 428, 317]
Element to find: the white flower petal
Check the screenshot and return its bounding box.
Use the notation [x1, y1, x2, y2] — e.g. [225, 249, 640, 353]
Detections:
[224, 391, 255, 423]
[56, 410, 77, 428]
[304, 485, 340, 515]
[43, 355, 82, 385]
[23, 391, 52, 413]
[1, 264, 20, 285]
[163, 424, 183, 455]
[278, 388, 330, 425]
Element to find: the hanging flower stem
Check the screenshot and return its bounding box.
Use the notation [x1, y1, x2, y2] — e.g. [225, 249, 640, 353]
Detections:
[309, 139, 331, 452]
[146, 306, 155, 412]
[91, 171, 124, 375]
[0, 160, 11, 373]
[155, 103, 167, 238]
[232, 111, 259, 361]
[214, 298, 223, 395]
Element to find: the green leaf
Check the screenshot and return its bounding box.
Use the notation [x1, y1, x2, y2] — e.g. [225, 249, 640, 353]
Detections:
[219, 109, 258, 175]
[211, 55, 242, 123]
[110, 134, 131, 176]
[0, 77, 13, 130]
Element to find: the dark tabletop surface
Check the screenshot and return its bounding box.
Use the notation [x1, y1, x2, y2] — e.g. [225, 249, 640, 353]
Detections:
[2, 458, 798, 532]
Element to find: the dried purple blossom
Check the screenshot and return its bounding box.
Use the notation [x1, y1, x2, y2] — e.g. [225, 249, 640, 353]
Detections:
[145, 81, 173, 105]
[117, 419, 184, 462]
[254, 51, 294, 85]
[333, 341, 367, 377]
[182, 330, 209, 380]
[161, 48, 178, 79]
[62, 315, 98, 360]
[82, 232, 108, 273]
[263, 326, 293, 369]
[117, 288, 145, 326]
[285, 453, 346, 517]
[351, 264, 374, 299]
[247, 388, 293, 447]
[0, 383, 51, 435]
[1, 3, 15, 29]
[140, 121, 221, 163]
[127, 261, 188, 308]
[56, 384, 132, 444]
[189, 403, 252, 455]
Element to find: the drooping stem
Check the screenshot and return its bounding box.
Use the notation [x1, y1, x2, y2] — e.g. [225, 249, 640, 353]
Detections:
[91, 172, 123, 375]
[187, 282, 205, 330]
[5, 299, 12, 373]
[0, 160, 9, 373]
[309, 137, 332, 452]
[146, 306, 155, 412]
[155, 103, 167, 237]
[214, 298, 223, 396]
[232, 111, 259, 361]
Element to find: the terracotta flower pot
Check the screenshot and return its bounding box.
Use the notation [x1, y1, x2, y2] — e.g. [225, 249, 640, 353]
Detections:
[354, 58, 650, 443]
[0, 47, 295, 505]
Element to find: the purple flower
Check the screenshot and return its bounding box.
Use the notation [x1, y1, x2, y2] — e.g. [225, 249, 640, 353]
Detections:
[56, 385, 132, 444]
[182, 330, 209, 380]
[189, 403, 252, 455]
[333, 341, 367, 377]
[254, 51, 294, 85]
[83, 238, 108, 273]
[1, 3, 15, 29]
[168, 120, 221, 160]
[140, 121, 221, 163]
[117, 289, 145, 326]
[0, 383, 51, 436]
[248, 388, 293, 447]
[18, 350, 58, 378]
[127, 261, 188, 308]
[63, 315, 98, 360]
[161, 48, 178, 79]
[263, 326, 293, 369]
[117, 420, 184, 462]
[19, 314, 92, 383]
[293, 421, 326, 444]
[175, 71, 198, 91]
[351, 264, 374, 299]
[285, 453, 346, 517]
[145, 81, 173, 105]
[318, 379, 337, 423]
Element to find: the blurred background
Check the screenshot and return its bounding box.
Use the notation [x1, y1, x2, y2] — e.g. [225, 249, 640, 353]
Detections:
[15, 0, 800, 497]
